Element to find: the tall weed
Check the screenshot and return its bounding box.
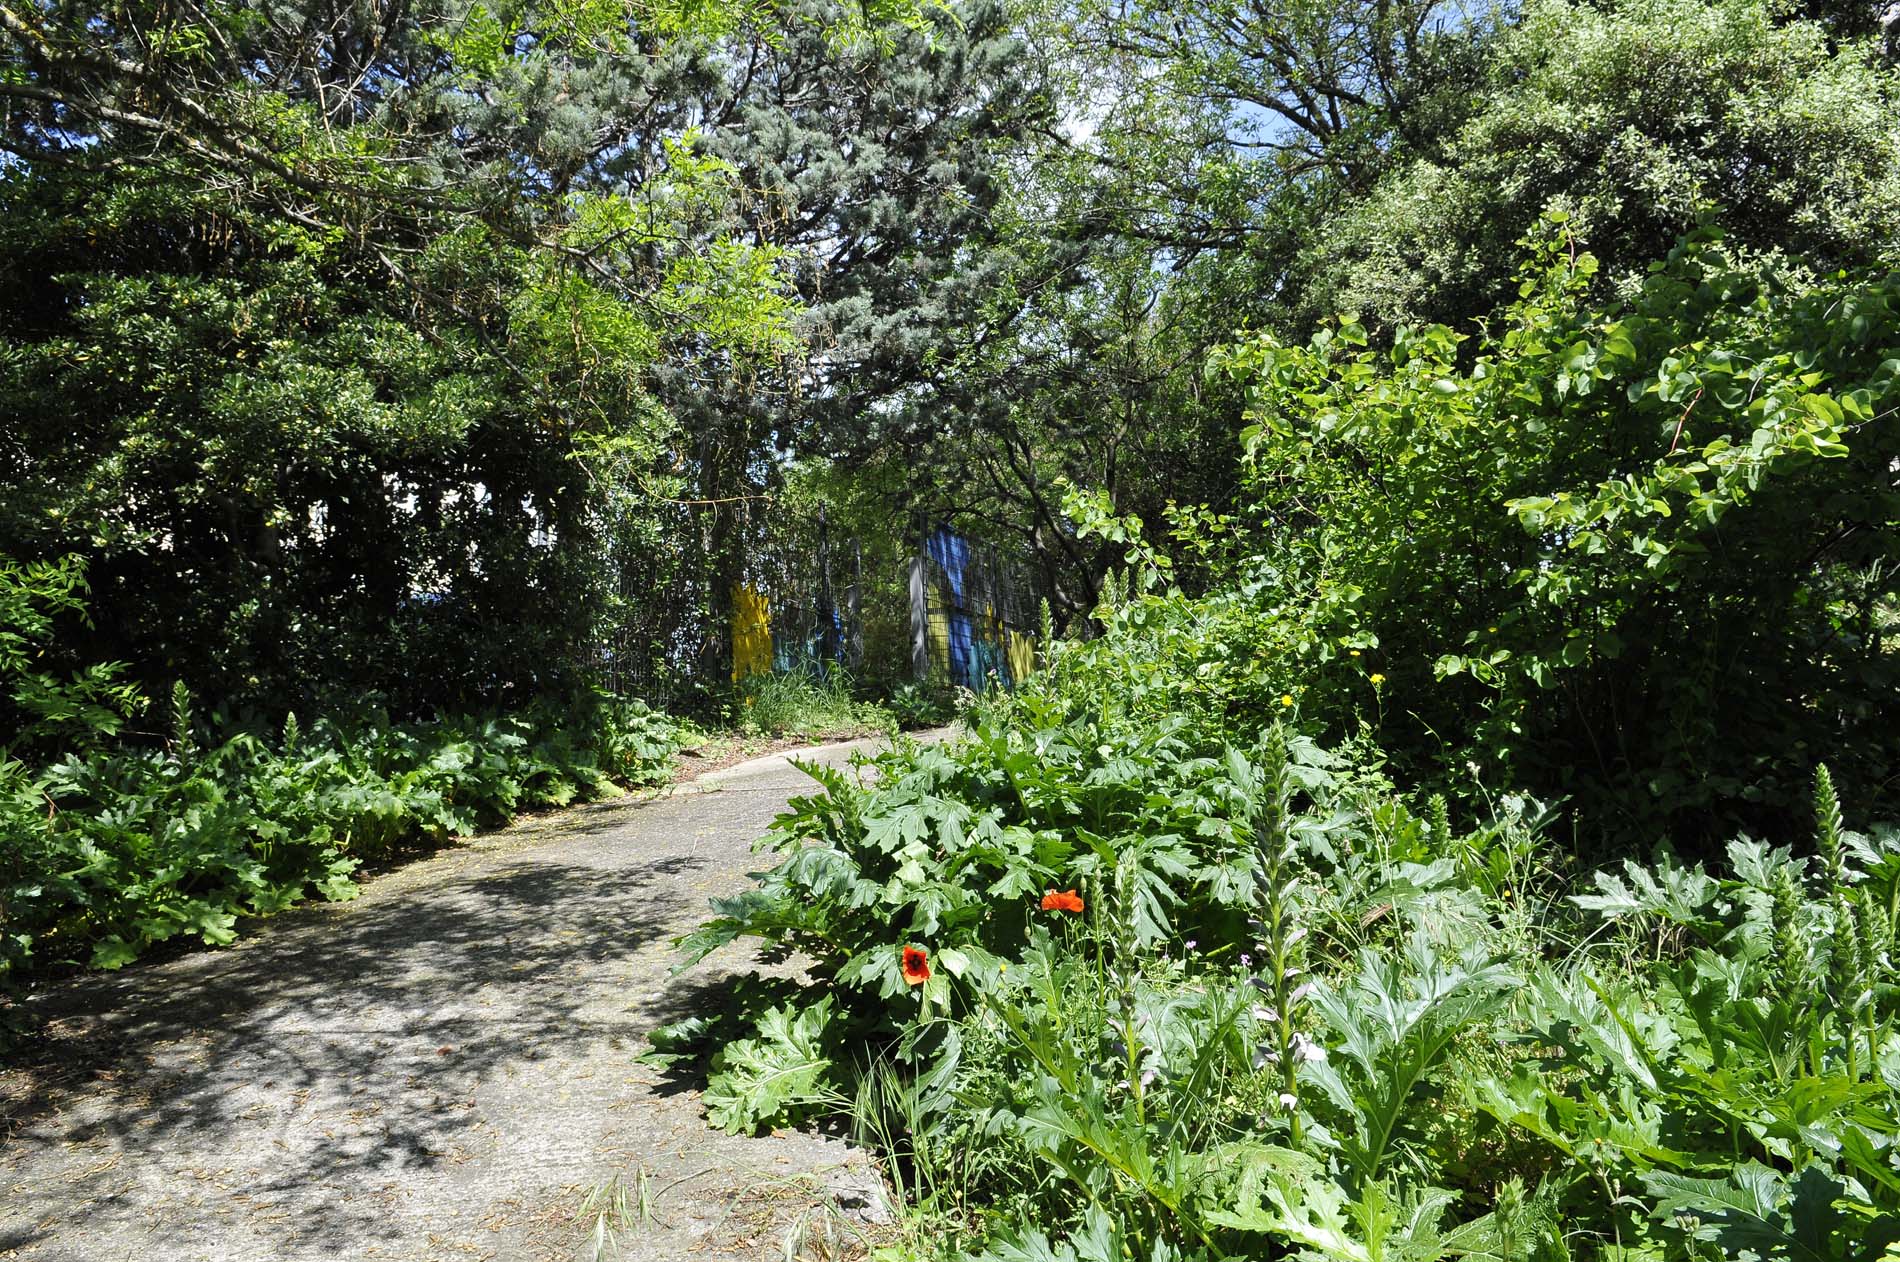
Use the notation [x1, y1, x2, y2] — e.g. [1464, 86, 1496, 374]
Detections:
[736, 666, 895, 738]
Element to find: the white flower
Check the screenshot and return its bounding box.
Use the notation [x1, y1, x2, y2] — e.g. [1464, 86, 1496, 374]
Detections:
[1291, 1032, 1328, 1064]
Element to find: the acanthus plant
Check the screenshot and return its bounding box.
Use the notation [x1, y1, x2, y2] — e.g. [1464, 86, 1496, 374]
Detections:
[661, 611, 1900, 1260]
[1241, 729, 1322, 1145]
[1481, 764, 1900, 1258]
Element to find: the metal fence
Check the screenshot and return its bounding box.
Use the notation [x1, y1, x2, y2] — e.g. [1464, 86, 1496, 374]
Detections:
[591, 500, 869, 711]
[733, 509, 863, 680]
[595, 512, 1040, 708]
[908, 525, 1039, 690]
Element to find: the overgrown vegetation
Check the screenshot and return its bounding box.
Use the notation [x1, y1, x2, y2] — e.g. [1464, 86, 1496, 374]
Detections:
[0, 0, 992, 1001]
[664, 581, 1900, 1260]
[5, 0, 1898, 1251]
[662, 222, 1900, 1260]
[1213, 224, 1900, 851]
[735, 668, 901, 739]
[0, 556, 693, 990]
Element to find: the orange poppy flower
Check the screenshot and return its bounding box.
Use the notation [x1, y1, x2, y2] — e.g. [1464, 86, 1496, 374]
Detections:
[901, 945, 930, 985]
[1041, 889, 1085, 914]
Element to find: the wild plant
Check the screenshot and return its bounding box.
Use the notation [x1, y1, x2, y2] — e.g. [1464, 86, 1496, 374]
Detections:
[967, 914, 1259, 1259]
[6, 691, 690, 979]
[1243, 728, 1316, 1145]
[737, 665, 894, 738]
[1107, 852, 1149, 1122]
[1481, 765, 1900, 1258]
[668, 629, 1900, 1262]
[1304, 933, 1515, 1191]
[884, 683, 953, 730]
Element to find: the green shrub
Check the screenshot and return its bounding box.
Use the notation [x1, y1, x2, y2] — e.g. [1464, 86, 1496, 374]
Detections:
[1481, 772, 1900, 1259]
[1, 558, 694, 986]
[2, 697, 689, 980]
[667, 615, 1900, 1258]
[1210, 220, 1900, 850]
[598, 694, 701, 786]
[886, 682, 956, 730]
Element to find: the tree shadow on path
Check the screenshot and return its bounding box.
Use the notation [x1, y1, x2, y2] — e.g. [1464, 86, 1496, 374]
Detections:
[1, 846, 708, 1259]
[0, 739, 906, 1261]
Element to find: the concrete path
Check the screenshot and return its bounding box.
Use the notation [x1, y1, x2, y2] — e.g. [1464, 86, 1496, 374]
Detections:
[1, 736, 912, 1262]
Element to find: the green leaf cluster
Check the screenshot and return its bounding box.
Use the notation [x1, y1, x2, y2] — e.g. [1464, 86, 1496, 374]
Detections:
[1210, 220, 1900, 848]
[670, 551, 1899, 1259]
[1, 563, 694, 987]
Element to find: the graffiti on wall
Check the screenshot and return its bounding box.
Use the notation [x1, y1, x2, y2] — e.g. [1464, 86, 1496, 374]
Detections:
[912, 526, 1038, 689]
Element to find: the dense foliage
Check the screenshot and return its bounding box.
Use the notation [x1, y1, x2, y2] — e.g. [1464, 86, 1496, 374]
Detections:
[0, 0, 858, 710]
[5, 0, 1899, 1252]
[858, 0, 1900, 614]
[1, 556, 692, 984]
[660, 65, 1900, 1244]
[0, 0, 1036, 1014]
[663, 578, 1900, 1259]
[1295, 0, 1900, 329]
[1, 0, 1035, 716]
[1, 162, 672, 714]
[1212, 222, 1900, 848]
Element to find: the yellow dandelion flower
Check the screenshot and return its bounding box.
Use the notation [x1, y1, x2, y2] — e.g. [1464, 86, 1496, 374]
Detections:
[1279, 693, 1295, 707]
[1370, 673, 1386, 685]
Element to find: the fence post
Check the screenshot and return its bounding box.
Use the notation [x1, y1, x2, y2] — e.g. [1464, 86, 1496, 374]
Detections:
[909, 550, 929, 682]
[848, 539, 863, 672]
[816, 504, 837, 667]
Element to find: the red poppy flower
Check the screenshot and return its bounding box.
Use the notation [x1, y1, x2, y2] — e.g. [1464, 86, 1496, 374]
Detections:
[1041, 889, 1085, 914]
[901, 945, 930, 986]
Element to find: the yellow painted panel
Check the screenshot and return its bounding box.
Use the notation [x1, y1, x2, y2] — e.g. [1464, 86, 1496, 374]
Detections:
[732, 584, 773, 681]
[1006, 629, 1037, 683]
[926, 590, 950, 673]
